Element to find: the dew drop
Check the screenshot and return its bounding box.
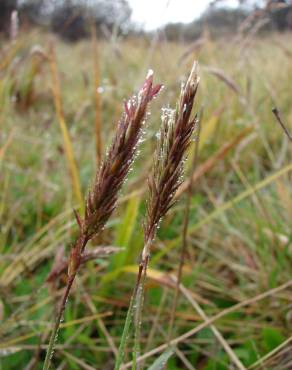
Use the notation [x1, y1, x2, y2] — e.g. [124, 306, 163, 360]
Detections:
[97, 86, 105, 94]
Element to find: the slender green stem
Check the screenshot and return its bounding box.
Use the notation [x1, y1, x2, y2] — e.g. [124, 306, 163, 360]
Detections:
[115, 239, 151, 370]
[132, 260, 148, 370]
[43, 275, 75, 370]
[115, 265, 143, 370]
[114, 294, 135, 370]
[43, 233, 86, 369]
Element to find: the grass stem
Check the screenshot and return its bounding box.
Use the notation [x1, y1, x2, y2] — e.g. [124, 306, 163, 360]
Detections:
[48, 42, 84, 212]
[43, 274, 75, 370]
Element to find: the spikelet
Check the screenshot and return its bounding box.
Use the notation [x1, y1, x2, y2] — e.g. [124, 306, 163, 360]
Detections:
[143, 63, 199, 258]
[68, 72, 162, 274]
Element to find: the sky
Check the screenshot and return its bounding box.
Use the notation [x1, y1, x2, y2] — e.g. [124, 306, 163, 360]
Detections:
[128, 0, 239, 30]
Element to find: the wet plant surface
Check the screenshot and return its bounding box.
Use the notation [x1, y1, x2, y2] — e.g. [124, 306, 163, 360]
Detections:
[0, 30, 292, 369]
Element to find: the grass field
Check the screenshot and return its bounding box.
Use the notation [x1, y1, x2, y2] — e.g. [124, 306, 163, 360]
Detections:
[0, 29, 292, 369]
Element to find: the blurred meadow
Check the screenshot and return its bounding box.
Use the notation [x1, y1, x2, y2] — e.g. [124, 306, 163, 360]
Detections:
[0, 1, 292, 369]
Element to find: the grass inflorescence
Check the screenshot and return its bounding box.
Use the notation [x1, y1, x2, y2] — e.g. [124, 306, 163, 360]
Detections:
[43, 71, 162, 370]
[0, 29, 291, 370]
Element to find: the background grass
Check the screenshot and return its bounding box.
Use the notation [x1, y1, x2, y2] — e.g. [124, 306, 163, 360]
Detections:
[0, 29, 291, 369]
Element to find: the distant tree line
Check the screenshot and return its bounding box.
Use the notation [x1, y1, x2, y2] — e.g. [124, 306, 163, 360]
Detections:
[269, 0, 292, 30]
[164, 7, 249, 40]
[0, 0, 291, 41]
[164, 0, 292, 41]
[0, 0, 132, 41]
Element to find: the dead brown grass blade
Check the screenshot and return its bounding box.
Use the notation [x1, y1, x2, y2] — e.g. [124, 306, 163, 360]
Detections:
[272, 107, 292, 141]
[0, 129, 15, 162]
[175, 127, 253, 199]
[248, 335, 292, 369]
[121, 280, 292, 369]
[204, 66, 243, 97]
[46, 246, 122, 283]
[177, 279, 246, 370]
[178, 37, 206, 65]
[91, 21, 102, 165]
[48, 42, 84, 211]
[77, 279, 118, 358]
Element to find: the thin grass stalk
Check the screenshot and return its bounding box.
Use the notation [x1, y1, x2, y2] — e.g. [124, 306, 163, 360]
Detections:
[0, 129, 15, 162]
[91, 21, 103, 164]
[76, 278, 118, 357]
[48, 42, 84, 212]
[43, 275, 75, 370]
[43, 72, 161, 370]
[174, 127, 253, 199]
[177, 282, 246, 370]
[114, 268, 143, 370]
[10, 10, 19, 42]
[152, 160, 292, 264]
[248, 335, 292, 369]
[272, 107, 292, 141]
[132, 256, 148, 370]
[122, 280, 292, 369]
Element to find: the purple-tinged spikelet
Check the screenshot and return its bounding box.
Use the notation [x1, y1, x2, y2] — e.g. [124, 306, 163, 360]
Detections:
[69, 72, 162, 275]
[143, 63, 199, 258]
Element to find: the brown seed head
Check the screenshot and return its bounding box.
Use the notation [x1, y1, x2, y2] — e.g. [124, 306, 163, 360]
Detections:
[84, 71, 162, 241]
[144, 63, 199, 244]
